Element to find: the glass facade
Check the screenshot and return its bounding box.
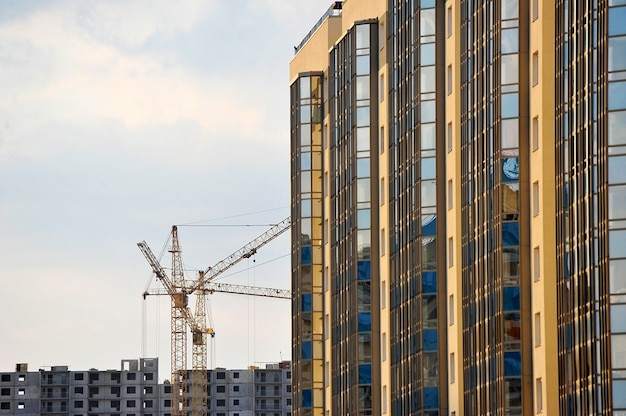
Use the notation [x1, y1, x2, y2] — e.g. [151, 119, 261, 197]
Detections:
[328, 22, 380, 415]
[387, 1, 447, 414]
[291, 73, 325, 416]
[556, 0, 626, 413]
[459, 0, 530, 414]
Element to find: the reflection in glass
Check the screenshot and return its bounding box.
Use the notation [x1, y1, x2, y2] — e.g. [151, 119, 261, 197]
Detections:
[609, 36, 626, 71]
[301, 199, 311, 217]
[611, 305, 626, 333]
[421, 100, 436, 122]
[301, 171, 311, 193]
[357, 158, 370, 178]
[609, 81, 626, 110]
[610, 230, 626, 258]
[610, 260, 626, 294]
[421, 123, 436, 149]
[356, 76, 370, 101]
[300, 77, 310, 99]
[609, 7, 626, 36]
[421, 158, 436, 180]
[357, 179, 371, 202]
[301, 153, 311, 170]
[609, 111, 626, 145]
[357, 106, 370, 126]
[502, 93, 519, 118]
[610, 156, 626, 184]
[300, 124, 311, 146]
[501, 119, 519, 149]
[356, 55, 370, 75]
[501, 54, 519, 85]
[609, 185, 626, 219]
[420, 66, 436, 93]
[356, 24, 370, 49]
[421, 43, 436, 65]
[301, 105, 311, 122]
[612, 335, 626, 368]
[358, 230, 371, 259]
[358, 209, 371, 229]
[420, 9, 436, 36]
[501, 28, 519, 53]
[422, 180, 436, 207]
[357, 127, 370, 151]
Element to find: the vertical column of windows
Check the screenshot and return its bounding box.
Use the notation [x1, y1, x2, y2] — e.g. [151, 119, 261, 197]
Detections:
[291, 74, 324, 416]
[329, 22, 378, 416]
[608, 3, 626, 411]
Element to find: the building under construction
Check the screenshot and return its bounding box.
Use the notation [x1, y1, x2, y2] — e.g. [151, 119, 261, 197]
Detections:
[0, 358, 292, 416]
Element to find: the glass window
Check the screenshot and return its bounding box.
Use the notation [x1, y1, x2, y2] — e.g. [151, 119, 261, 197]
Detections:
[301, 246, 311, 265]
[421, 158, 436, 180]
[300, 77, 310, 99]
[357, 158, 370, 178]
[502, 93, 519, 118]
[300, 105, 311, 122]
[420, 66, 436, 93]
[358, 364, 372, 384]
[504, 352, 522, 376]
[357, 209, 370, 229]
[505, 379, 522, 407]
[358, 230, 371, 259]
[501, 28, 519, 53]
[612, 334, 626, 368]
[421, 43, 436, 65]
[503, 247, 520, 281]
[358, 312, 371, 332]
[609, 7, 626, 36]
[609, 111, 626, 145]
[302, 389, 312, 408]
[356, 55, 370, 75]
[358, 282, 371, 306]
[610, 185, 626, 220]
[423, 387, 439, 409]
[301, 199, 311, 217]
[302, 294, 312, 312]
[357, 179, 371, 202]
[421, 100, 436, 122]
[358, 261, 371, 281]
[609, 36, 626, 71]
[422, 271, 437, 293]
[502, 0, 519, 19]
[422, 215, 436, 237]
[422, 238, 437, 270]
[610, 81, 626, 110]
[504, 312, 522, 342]
[300, 171, 311, 193]
[503, 286, 520, 311]
[357, 127, 370, 151]
[610, 156, 626, 184]
[356, 24, 370, 49]
[503, 222, 520, 246]
[301, 153, 311, 171]
[503, 184, 519, 213]
[420, 9, 436, 36]
[356, 76, 370, 101]
[423, 295, 437, 322]
[357, 106, 370, 126]
[612, 305, 626, 333]
[300, 124, 311, 146]
[610, 230, 626, 258]
[501, 54, 519, 85]
[302, 341, 312, 360]
[423, 329, 438, 351]
[422, 180, 436, 207]
[501, 119, 519, 149]
[610, 260, 626, 294]
[421, 123, 436, 150]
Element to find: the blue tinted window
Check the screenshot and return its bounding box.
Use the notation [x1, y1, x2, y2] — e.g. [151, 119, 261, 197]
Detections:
[503, 286, 520, 311]
[422, 215, 436, 237]
[614, 380, 626, 409]
[302, 294, 312, 312]
[503, 222, 519, 246]
[301, 153, 311, 170]
[359, 364, 372, 384]
[302, 389, 312, 408]
[501, 93, 519, 118]
[302, 341, 312, 360]
[609, 6, 626, 36]
[358, 209, 371, 229]
[610, 230, 626, 258]
[301, 246, 311, 265]
[423, 329, 438, 351]
[358, 261, 371, 281]
[609, 36, 626, 71]
[422, 271, 437, 293]
[357, 158, 370, 178]
[504, 352, 522, 376]
[358, 313, 371, 332]
[421, 158, 436, 180]
[423, 387, 439, 409]
[502, 157, 519, 182]
[609, 81, 626, 110]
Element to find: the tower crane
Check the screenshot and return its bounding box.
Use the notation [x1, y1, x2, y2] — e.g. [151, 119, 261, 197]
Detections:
[137, 217, 291, 416]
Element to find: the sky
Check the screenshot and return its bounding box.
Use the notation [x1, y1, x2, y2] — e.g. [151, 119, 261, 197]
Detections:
[0, 0, 331, 381]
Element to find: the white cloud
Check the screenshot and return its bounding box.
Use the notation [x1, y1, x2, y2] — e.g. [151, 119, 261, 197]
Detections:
[0, 1, 262, 160]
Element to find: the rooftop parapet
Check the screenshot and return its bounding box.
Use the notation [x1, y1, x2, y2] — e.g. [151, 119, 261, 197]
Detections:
[294, 1, 342, 54]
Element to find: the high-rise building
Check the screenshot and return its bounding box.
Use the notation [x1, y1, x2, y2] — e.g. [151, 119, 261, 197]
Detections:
[290, 1, 626, 415]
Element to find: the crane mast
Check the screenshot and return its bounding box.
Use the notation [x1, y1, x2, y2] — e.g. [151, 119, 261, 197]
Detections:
[138, 217, 291, 416]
